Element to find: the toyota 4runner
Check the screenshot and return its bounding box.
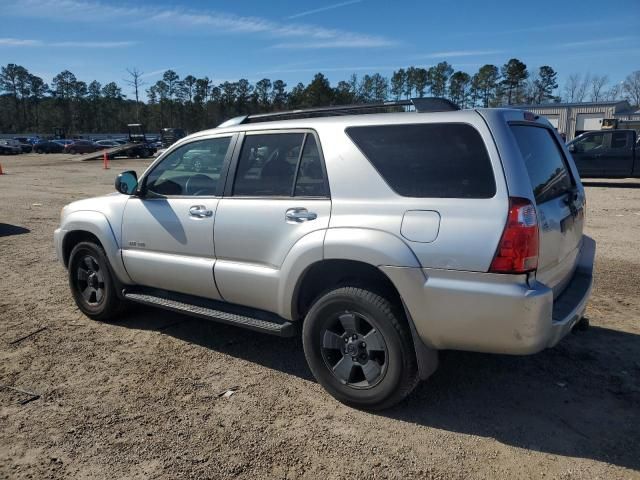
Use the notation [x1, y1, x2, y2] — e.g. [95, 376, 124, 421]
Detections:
[55, 99, 595, 409]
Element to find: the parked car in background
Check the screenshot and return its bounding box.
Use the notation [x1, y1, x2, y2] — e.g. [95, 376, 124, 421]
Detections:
[13, 137, 33, 153]
[55, 102, 595, 410]
[33, 140, 65, 154]
[567, 129, 640, 178]
[64, 140, 103, 154]
[0, 139, 22, 154]
[54, 139, 74, 147]
[95, 140, 122, 148]
[160, 128, 186, 148]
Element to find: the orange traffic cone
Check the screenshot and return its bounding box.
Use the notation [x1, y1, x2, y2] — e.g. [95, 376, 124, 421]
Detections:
[103, 150, 109, 170]
[0, 163, 4, 175]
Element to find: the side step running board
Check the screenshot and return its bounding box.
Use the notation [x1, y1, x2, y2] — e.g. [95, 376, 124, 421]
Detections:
[123, 290, 297, 337]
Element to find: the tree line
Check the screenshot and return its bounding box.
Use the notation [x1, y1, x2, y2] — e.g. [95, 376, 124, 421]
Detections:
[1, 59, 639, 135]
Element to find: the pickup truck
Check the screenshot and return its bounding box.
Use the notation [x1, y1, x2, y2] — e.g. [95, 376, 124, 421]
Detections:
[567, 129, 640, 178]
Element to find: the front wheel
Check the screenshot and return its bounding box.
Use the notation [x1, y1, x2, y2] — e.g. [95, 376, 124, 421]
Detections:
[302, 287, 419, 410]
[68, 241, 125, 321]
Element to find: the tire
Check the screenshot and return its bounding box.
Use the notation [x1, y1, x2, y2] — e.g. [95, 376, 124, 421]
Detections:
[302, 287, 419, 410]
[69, 148, 76, 155]
[139, 149, 149, 158]
[68, 241, 125, 321]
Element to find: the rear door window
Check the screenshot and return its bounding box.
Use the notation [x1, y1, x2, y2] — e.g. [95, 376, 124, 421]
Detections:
[345, 123, 496, 198]
[510, 125, 573, 204]
[232, 132, 328, 198]
[233, 133, 304, 196]
[610, 132, 629, 149]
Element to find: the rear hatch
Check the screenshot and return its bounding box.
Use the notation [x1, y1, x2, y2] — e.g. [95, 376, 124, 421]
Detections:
[510, 124, 584, 296]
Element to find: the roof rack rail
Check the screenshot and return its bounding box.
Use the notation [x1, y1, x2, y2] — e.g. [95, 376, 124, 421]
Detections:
[217, 97, 459, 127]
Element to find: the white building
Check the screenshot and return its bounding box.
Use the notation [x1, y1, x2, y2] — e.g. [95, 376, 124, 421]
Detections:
[515, 101, 640, 140]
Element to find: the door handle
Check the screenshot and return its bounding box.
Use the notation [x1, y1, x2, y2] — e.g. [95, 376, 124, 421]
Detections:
[286, 208, 317, 223]
[189, 205, 213, 218]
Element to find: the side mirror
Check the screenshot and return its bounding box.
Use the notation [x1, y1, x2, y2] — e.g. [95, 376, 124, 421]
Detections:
[115, 170, 138, 195]
[567, 144, 576, 153]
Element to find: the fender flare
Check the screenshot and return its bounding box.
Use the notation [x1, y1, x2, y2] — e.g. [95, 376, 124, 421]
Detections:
[60, 210, 132, 284]
[324, 227, 422, 268]
[287, 227, 438, 380]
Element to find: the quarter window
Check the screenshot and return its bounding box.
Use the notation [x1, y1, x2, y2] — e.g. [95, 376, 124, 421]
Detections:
[346, 123, 496, 198]
[145, 137, 232, 196]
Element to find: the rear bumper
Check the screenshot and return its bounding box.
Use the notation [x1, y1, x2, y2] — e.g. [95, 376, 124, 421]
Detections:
[381, 235, 596, 355]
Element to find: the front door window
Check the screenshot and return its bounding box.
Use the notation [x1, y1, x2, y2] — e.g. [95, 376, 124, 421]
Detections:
[145, 137, 232, 196]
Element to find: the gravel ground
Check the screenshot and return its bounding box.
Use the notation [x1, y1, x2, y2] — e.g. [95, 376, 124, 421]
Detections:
[0, 153, 639, 479]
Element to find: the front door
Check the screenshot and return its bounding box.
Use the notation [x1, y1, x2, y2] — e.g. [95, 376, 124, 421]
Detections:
[121, 135, 235, 299]
[214, 131, 331, 313]
[570, 132, 605, 177]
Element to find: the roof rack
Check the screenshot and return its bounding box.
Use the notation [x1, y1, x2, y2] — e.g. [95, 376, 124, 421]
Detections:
[217, 97, 460, 128]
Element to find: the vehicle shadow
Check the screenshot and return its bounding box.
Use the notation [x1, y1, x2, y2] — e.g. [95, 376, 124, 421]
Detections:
[115, 308, 640, 471]
[582, 180, 640, 189]
[114, 306, 313, 380]
[0, 223, 30, 237]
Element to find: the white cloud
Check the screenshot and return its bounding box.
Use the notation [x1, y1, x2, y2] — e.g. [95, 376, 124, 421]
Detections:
[0, 38, 42, 46]
[287, 0, 363, 20]
[271, 38, 395, 49]
[139, 69, 170, 79]
[52, 41, 135, 48]
[561, 36, 636, 48]
[4, 0, 395, 49]
[418, 49, 504, 59]
[0, 37, 135, 48]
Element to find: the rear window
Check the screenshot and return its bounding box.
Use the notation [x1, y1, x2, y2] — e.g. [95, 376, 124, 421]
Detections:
[346, 123, 496, 198]
[510, 125, 573, 204]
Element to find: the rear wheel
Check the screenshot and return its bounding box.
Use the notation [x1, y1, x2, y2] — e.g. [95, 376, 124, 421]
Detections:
[69, 148, 76, 155]
[68, 241, 125, 321]
[302, 287, 419, 410]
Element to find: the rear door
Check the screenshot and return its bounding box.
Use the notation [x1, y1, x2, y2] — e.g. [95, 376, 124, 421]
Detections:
[214, 130, 331, 313]
[510, 125, 584, 295]
[599, 131, 634, 176]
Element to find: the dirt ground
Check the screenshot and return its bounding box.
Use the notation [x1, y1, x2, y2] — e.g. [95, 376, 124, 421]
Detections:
[0, 153, 638, 480]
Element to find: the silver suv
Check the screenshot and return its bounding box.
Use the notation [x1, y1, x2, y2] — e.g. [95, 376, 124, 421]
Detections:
[54, 100, 595, 409]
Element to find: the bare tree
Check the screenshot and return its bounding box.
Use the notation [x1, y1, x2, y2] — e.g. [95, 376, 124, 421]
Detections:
[603, 82, 623, 101]
[576, 73, 590, 102]
[124, 67, 145, 121]
[589, 74, 608, 102]
[623, 71, 640, 106]
[563, 74, 580, 102]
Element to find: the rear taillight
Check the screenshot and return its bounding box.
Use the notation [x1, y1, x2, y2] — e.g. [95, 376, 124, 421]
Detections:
[489, 197, 539, 274]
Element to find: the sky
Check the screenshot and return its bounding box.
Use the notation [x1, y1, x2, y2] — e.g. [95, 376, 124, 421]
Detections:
[0, 0, 638, 98]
